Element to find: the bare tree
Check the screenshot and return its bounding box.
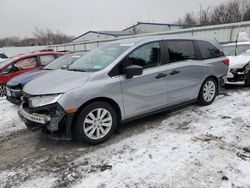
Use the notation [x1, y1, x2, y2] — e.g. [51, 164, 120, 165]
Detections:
[178, 0, 250, 26]
[210, 4, 232, 24]
[178, 12, 197, 26]
[199, 7, 211, 26]
[33, 27, 74, 45]
[0, 28, 74, 47]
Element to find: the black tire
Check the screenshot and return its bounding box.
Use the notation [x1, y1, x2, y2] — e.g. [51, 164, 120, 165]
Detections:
[197, 77, 218, 106]
[0, 84, 6, 98]
[74, 101, 118, 145]
[244, 71, 250, 86]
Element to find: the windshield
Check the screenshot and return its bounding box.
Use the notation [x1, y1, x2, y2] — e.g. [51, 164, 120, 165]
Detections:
[68, 43, 132, 72]
[223, 44, 250, 56]
[44, 52, 85, 70]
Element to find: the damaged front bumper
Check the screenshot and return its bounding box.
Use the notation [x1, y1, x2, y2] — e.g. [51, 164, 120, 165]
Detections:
[18, 102, 74, 140]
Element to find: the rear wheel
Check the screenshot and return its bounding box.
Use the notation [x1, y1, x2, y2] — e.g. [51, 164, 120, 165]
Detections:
[0, 84, 6, 98]
[74, 101, 118, 145]
[197, 78, 218, 106]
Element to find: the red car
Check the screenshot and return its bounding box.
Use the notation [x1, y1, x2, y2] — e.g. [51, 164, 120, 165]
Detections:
[0, 50, 66, 97]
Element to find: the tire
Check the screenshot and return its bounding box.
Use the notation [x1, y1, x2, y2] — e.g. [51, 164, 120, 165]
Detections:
[197, 78, 218, 106]
[244, 71, 250, 86]
[0, 84, 6, 98]
[74, 101, 118, 145]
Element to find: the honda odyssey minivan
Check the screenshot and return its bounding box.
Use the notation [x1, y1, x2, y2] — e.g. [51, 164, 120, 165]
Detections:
[18, 35, 229, 144]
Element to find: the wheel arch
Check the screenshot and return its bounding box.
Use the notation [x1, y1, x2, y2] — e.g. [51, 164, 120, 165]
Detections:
[200, 75, 219, 94]
[71, 97, 122, 132]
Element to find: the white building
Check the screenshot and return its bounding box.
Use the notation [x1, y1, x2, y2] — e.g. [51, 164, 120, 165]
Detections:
[123, 22, 191, 35]
[72, 30, 131, 42]
[72, 22, 191, 42]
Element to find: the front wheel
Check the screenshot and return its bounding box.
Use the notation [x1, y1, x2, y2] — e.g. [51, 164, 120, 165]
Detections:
[0, 84, 6, 98]
[74, 101, 118, 145]
[197, 78, 218, 106]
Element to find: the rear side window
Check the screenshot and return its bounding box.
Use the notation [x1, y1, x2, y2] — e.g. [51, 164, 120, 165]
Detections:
[197, 41, 224, 59]
[15, 57, 37, 70]
[166, 40, 197, 63]
[39, 55, 56, 66]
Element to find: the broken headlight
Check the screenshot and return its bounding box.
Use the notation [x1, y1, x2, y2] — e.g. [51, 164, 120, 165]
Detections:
[28, 94, 62, 108]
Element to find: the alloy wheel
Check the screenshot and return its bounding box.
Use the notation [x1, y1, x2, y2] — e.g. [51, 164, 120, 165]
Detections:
[83, 108, 112, 140]
[0, 85, 6, 98]
[203, 81, 216, 102]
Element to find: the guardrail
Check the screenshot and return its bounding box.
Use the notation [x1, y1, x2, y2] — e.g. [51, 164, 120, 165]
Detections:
[48, 21, 250, 52]
[1, 21, 250, 56]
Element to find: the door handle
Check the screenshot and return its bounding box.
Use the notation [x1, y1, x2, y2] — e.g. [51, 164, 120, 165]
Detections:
[155, 73, 167, 79]
[170, 70, 181, 75]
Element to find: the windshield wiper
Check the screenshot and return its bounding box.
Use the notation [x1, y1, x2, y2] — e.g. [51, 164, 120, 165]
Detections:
[68, 68, 86, 72]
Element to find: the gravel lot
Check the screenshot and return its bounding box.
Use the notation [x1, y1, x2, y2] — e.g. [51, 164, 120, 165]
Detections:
[0, 86, 250, 188]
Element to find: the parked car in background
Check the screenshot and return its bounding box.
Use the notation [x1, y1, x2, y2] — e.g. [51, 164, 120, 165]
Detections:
[0, 52, 8, 62]
[222, 41, 250, 85]
[18, 36, 228, 144]
[0, 50, 66, 98]
[6, 52, 86, 104]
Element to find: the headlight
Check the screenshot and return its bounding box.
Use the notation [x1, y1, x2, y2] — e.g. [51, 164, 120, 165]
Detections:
[28, 94, 62, 108]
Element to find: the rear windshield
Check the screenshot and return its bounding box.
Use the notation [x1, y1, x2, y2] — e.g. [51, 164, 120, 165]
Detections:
[222, 44, 250, 56]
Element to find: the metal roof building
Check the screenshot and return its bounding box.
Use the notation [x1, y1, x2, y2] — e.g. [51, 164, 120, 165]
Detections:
[72, 22, 191, 42]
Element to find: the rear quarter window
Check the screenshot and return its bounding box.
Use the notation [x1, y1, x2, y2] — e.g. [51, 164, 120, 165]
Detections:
[15, 57, 37, 70]
[197, 41, 224, 59]
[166, 40, 197, 63]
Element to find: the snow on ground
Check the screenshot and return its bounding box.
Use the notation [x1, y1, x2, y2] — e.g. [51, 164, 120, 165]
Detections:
[0, 88, 250, 188]
[73, 90, 250, 188]
[0, 98, 25, 138]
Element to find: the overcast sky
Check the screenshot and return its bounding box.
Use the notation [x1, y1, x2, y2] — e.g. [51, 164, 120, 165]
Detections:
[0, 0, 228, 38]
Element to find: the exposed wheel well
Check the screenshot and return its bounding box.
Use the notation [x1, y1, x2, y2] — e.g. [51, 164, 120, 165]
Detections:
[71, 97, 122, 132]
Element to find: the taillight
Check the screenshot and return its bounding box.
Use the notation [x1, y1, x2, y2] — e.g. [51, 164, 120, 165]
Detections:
[223, 58, 229, 66]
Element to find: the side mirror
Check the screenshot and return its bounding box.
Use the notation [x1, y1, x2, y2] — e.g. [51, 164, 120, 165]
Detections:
[124, 65, 143, 79]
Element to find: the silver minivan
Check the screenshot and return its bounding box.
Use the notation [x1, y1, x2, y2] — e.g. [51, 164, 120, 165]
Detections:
[18, 35, 229, 144]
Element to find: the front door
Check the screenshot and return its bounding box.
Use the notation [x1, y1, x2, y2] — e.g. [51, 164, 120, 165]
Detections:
[120, 42, 168, 119]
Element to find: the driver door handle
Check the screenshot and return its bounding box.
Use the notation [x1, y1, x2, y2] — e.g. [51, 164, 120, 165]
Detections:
[155, 73, 167, 79]
[170, 70, 181, 75]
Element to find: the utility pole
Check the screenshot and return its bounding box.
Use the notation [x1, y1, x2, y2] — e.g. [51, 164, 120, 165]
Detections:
[235, 4, 248, 55]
